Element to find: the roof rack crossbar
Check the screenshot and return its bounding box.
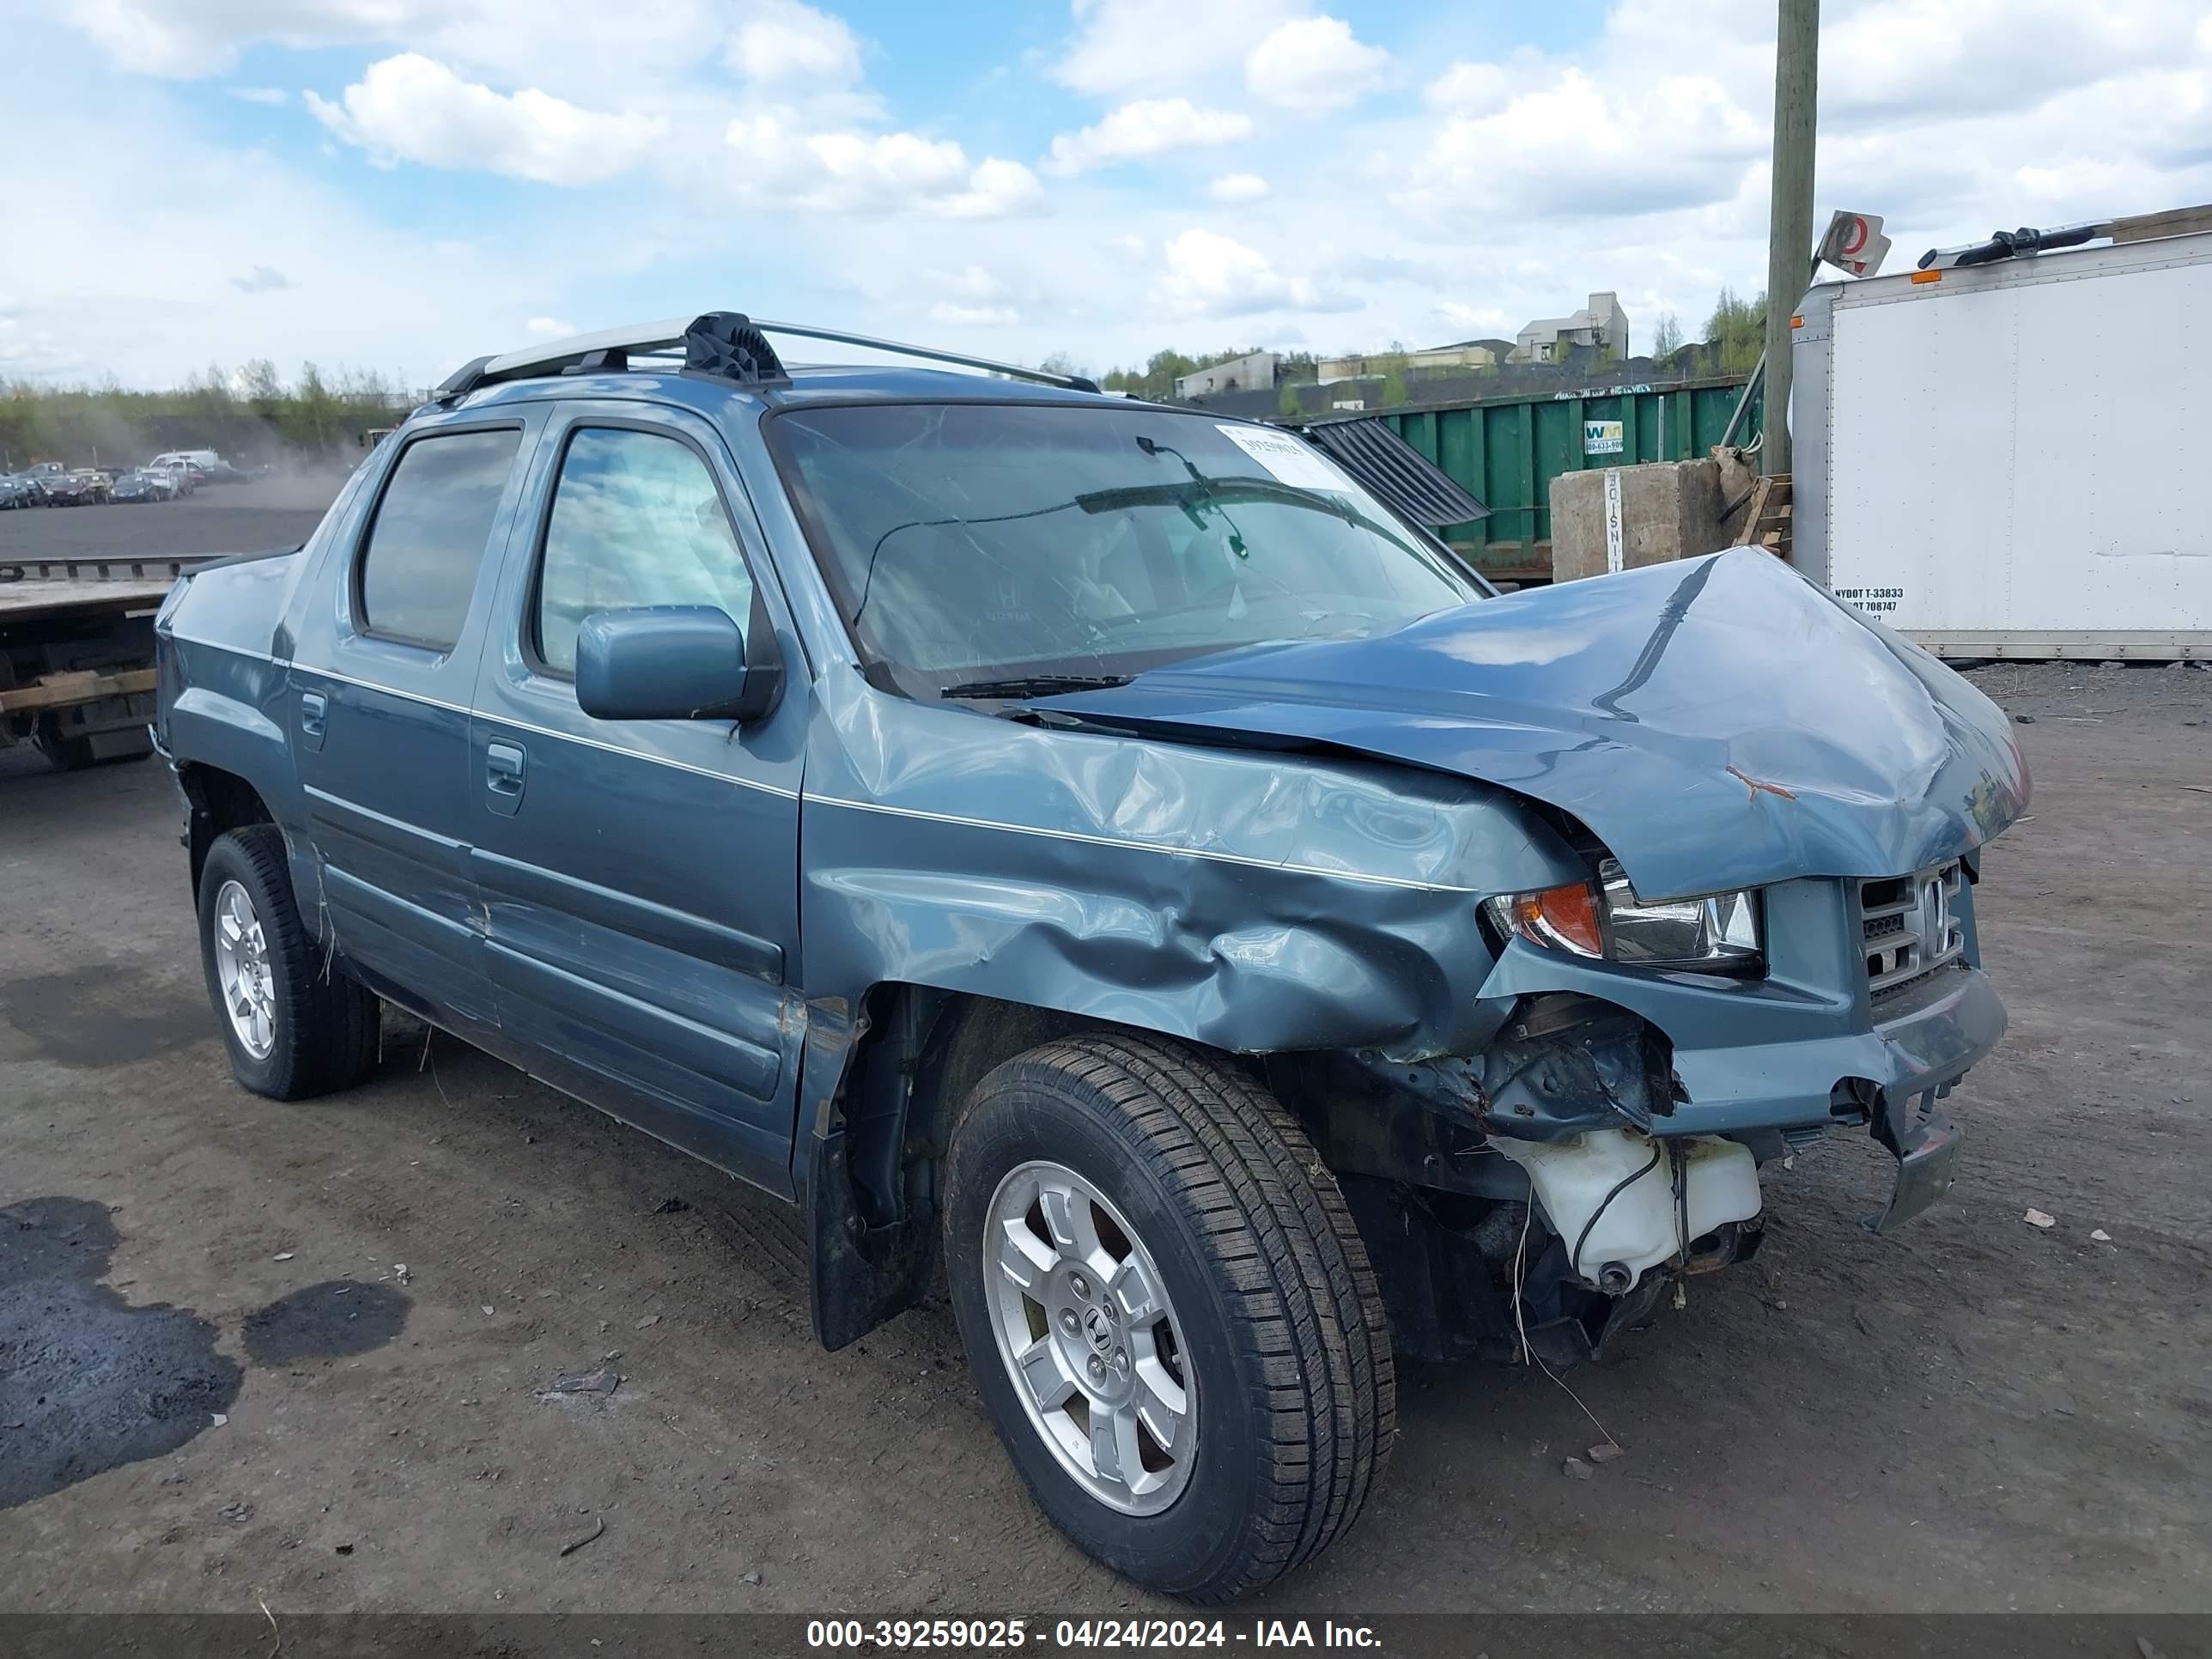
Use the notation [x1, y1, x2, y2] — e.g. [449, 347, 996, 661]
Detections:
[746, 320, 1099, 393]
[441, 313, 1097, 404]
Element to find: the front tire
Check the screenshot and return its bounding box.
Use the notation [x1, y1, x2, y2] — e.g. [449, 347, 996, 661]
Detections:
[944, 1034, 1394, 1602]
[197, 825, 381, 1100]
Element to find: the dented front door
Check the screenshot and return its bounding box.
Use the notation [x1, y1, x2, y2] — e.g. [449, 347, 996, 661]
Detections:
[464, 402, 808, 1198]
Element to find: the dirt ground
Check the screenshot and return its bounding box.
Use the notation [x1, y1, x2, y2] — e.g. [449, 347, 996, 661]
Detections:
[2, 508, 2207, 1616]
[1, 478, 338, 562]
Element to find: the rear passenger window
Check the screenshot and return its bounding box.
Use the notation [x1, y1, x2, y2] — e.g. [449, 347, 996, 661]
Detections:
[357, 428, 522, 650]
[534, 428, 756, 677]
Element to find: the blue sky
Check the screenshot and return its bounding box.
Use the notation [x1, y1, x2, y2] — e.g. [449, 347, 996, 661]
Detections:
[3, 0, 2209, 389]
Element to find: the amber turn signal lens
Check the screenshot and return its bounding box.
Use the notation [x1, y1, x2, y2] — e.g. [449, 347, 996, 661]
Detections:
[1510, 882, 1604, 957]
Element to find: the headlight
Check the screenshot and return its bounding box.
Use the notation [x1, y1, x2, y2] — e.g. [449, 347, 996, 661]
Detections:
[1484, 857, 1763, 972]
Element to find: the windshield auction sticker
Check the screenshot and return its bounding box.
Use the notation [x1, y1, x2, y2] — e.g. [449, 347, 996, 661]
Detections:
[1215, 423, 1358, 494]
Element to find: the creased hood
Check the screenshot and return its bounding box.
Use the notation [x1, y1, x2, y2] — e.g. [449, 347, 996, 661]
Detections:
[1048, 549, 2030, 900]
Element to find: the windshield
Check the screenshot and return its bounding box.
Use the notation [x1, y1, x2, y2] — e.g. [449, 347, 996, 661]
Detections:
[769, 403, 1484, 698]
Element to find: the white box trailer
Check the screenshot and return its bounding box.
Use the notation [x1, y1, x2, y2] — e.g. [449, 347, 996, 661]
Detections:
[1790, 230, 2212, 659]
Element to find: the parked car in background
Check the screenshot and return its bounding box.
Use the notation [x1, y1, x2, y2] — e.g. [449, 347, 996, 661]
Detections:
[109, 468, 178, 504]
[0, 473, 44, 507]
[149, 458, 200, 496]
[150, 448, 241, 484]
[40, 471, 100, 506]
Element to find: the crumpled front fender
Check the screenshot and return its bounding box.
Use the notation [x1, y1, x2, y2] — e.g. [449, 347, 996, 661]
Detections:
[799, 675, 1583, 1057]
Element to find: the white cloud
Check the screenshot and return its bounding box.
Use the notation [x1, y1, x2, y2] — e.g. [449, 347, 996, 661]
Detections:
[1245, 15, 1389, 112]
[932, 266, 1007, 301]
[1424, 60, 1509, 114]
[0, 315, 88, 379]
[928, 302, 1020, 326]
[25, 0, 2212, 394]
[0, 62, 581, 391]
[60, 0, 892, 104]
[727, 0, 862, 85]
[1047, 98, 1253, 175]
[1209, 171, 1270, 203]
[1151, 228, 1351, 319]
[228, 85, 289, 105]
[941, 157, 1047, 220]
[1397, 67, 1765, 220]
[1821, 0, 2200, 119]
[723, 114, 1042, 218]
[58, 0, 723, 93]
[229, 264, 298, 293]
[1432, 301, 1510, 333]
[306, 54, 668, 185]
[525, 315, 577, 337]
[1054, 0, 1301, 98]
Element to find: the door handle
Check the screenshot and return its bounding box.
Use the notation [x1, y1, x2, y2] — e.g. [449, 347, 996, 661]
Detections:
[299, 690, 327, 750]
[486, 741, 525, 792]
[484, 739, 526, 816]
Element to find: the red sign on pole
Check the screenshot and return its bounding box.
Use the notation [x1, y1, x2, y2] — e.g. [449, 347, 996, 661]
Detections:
[1818, 211, 1893, 278]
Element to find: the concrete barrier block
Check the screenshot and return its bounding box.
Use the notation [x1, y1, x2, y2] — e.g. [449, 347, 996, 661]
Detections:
[1550, 459, 1725, 582]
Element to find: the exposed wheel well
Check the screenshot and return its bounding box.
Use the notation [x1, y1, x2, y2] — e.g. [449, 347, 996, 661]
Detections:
[842, 987, 1103, 1231]
[179, 764, 276, 895]
[811, 985, 1254, 1348]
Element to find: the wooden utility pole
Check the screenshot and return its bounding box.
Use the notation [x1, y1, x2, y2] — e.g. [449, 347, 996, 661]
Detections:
[1762, 0, 1819, 475]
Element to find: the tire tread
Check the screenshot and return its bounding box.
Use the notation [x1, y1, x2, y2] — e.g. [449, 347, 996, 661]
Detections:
[976, 1033, 1395, 1601]
[202, 825, 380, 1099]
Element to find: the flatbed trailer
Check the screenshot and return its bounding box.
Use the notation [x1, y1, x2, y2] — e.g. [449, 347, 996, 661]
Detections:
[0, 554, 210, 769]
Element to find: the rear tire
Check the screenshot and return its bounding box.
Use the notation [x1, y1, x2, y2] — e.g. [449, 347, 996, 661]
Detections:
[197, 825, 381, 1100]
[944, 1033, 1394, 1602]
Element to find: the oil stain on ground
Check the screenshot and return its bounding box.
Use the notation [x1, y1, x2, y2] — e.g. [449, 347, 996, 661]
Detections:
[242, 1279, 410, 1366]
[0, 965, 209, 1068]
[0, 1196, 241, 1510]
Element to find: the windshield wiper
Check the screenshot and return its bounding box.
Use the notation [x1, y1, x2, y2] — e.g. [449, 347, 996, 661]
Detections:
[939, 673, 1133, 701]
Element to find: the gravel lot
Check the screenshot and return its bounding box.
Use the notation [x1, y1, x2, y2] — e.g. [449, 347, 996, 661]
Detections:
[1, 478, 337, 562]
[2, 501, 2206, 1618]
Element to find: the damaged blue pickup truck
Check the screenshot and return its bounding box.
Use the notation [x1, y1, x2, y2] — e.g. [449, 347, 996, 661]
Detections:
[155, 313, 2029, 1601]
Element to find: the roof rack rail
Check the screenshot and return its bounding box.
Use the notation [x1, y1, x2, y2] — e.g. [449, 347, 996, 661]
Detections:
[435, 312, 1100, 404]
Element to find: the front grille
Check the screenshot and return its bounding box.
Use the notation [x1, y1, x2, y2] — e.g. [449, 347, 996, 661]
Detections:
[1860, 861, 1966, 998]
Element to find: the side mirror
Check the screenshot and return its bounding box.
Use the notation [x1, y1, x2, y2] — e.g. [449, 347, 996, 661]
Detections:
[574, 603, 782, 724]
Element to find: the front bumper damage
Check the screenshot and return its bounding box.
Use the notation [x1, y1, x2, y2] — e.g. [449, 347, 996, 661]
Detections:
[1293, 902, 2007, 1364]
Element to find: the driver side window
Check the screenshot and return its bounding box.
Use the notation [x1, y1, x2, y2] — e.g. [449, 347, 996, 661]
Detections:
[534, 427, 755, 676]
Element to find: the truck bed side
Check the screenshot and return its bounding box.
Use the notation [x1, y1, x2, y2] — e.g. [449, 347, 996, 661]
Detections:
[155, 550, 313, 890]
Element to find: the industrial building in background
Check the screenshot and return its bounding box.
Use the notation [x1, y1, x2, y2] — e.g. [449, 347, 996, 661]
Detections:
[1170, 349, 1279, 399]
[1507, 291, 1631, 362]
[1317, 341, 1505, 383]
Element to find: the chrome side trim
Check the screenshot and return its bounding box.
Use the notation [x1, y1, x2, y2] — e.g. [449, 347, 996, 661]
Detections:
[807, 794, 1476, 893]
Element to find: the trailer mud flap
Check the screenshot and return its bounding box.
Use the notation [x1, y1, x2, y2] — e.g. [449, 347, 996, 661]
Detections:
[1863, 1095, 1965, 1234]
